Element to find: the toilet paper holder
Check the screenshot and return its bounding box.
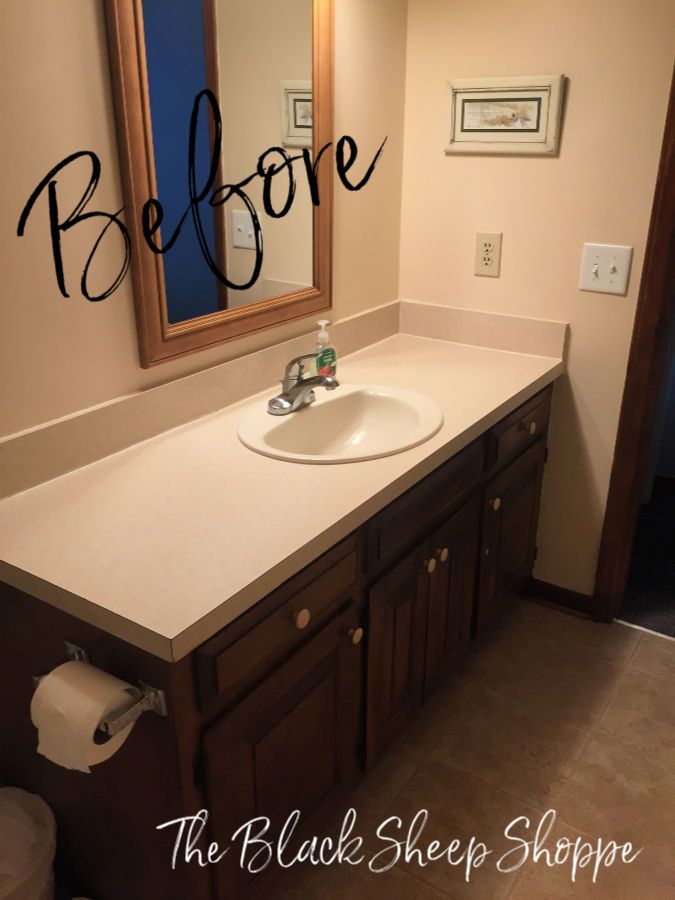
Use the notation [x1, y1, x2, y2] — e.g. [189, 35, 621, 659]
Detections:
[98, 680, 168, 737]
[33, 642, 168, 737]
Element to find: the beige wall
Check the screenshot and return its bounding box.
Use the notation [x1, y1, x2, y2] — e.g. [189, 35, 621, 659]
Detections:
[3, 0, 674, 600]
[0, 0, 407, 436]
[399, 0, 675, 593]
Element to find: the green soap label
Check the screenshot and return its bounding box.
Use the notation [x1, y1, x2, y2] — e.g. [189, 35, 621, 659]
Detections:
[316, 347, 337, 375]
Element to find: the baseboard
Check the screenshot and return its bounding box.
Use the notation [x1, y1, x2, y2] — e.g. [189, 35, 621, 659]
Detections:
[524, 578, 593, 617]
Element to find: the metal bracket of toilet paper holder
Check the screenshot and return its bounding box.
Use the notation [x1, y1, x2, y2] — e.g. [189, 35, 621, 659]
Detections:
[32, 642, 168, 737]
[99, 681, 168, 737]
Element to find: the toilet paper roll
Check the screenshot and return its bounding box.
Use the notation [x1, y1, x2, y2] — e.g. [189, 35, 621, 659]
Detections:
[30, 661, 141, 773]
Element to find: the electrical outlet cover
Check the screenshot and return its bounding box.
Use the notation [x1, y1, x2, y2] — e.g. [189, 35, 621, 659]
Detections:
[475, 232, 502, 277]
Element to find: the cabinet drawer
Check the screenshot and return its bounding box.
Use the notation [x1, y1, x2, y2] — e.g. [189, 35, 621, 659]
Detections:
[196, 535, 358, 709]
[366, 438, 484, 572]
[487, 386, 552, 470]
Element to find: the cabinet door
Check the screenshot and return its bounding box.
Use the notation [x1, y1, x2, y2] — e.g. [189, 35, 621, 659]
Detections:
[477, 439, 547, 631]
[366, 544, 429, 767]
[425, 499, 480, 698]
[202, 605, 362, 899]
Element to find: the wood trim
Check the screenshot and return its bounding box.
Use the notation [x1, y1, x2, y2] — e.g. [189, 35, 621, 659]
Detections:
[105, 0, 165, 366]
[525, 578, 591, 617]
[593, 64, 675, 622]
[104, 0, 333, 367]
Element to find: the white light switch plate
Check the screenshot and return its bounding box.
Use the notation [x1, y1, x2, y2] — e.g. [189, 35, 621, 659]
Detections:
[579, 243, 633, 295]
[231, 209, 256, 250]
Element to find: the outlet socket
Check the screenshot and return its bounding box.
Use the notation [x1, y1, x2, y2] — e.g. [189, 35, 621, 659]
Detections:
[475, 232, 502, 277]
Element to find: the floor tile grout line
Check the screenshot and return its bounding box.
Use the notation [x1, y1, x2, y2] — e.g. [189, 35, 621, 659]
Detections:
[438, 685, 608, 816]
[407, 755, 584, 897]
[616, 619, 675, 645]
[354, 604, 675, 898]
[626, 629, 648, 669]
[549, 622, 675, 755]
[452, 655, 632, 813]
[361, 745, 432, 833]
[463, 608, 675, 793]
[619, 620, 675, 682]
[477, 680, 590, 720]
[584, 662, 630, 737]
[495, 613, 638, 669]
[480, 681, 615, 741]
[426, 752, 550, 818]
[449, 683, 593, 759]
[390, 861, 462, 900]
[388, 751, 546, 900]
[543, 650, 640, 786]
[627, 663, 675, 684]
[430, 745, 572, 818]
[400, 672, 489, 758]
[405, 751, 667, 898]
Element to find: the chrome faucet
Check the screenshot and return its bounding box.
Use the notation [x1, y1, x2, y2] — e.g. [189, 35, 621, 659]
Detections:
[267, 353, 339, 415]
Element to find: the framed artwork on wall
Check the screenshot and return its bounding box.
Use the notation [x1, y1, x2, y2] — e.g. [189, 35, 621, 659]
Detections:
[445, 75, 565, 155]
[280, 80, 313, 147]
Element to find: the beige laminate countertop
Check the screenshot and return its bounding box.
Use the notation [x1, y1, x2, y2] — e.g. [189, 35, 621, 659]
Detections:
[0, 335, 564, 661]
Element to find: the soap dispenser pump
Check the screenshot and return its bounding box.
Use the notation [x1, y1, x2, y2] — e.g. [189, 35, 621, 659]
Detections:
[314, 320, 337, 376]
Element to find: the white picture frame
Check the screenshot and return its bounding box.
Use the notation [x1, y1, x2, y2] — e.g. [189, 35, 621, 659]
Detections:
[445, 75, 565, 156]
[280, 80, 313, 148]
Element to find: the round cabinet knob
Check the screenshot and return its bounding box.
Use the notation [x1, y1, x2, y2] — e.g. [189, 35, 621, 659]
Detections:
[424, 558, 437, 574]
[490, 497, 502, 512]
[293, 608, 311, 629]
[348, 627, 364, 645]
[436, 547, 449, 563]
[528, 421, 537, 436]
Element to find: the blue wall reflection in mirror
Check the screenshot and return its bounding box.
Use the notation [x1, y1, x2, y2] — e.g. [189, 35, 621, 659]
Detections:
[142, 0, 221, 324]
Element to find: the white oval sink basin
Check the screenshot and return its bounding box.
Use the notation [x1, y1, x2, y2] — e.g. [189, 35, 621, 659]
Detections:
[238, 384, 443, 463]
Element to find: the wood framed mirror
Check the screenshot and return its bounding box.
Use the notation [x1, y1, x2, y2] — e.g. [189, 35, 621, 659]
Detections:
[105, 0, 333, 367]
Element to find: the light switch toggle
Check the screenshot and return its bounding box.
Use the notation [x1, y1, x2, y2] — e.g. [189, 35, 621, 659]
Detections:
[579, 243, 633, 295]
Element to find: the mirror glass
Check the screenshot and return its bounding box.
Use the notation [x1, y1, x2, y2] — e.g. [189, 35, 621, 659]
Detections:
[141, 0, 314, 325]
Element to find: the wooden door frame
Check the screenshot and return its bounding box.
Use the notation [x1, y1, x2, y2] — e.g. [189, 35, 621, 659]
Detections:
[593, 64, 675, 621]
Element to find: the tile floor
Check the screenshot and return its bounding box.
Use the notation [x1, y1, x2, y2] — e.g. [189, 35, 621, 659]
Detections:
[271, 599, 675, 899]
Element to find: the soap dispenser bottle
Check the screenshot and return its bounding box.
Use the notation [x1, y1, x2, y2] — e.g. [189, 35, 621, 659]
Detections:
[314, 319, 337, 377]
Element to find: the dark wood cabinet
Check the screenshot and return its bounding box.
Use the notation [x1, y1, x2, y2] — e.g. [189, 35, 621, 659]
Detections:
[195, 535, 359, 711]
[365, 439, 484, 573]
[486, 387, 552, 470]
[1, 384, 554, 900]
[366, 497, 481, 765]
[365, 544, 428, 766]
[424, 498, 480, 698]
[477, 438, 547, 631]
[364, 389, 552, 766]
[203, 604, 362, 898]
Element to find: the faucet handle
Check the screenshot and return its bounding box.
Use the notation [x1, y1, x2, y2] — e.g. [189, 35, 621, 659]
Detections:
[283, 353, 318, 391]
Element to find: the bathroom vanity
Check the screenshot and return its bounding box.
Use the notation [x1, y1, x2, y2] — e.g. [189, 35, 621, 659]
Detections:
[0, 337, 557, 900]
